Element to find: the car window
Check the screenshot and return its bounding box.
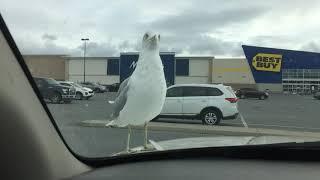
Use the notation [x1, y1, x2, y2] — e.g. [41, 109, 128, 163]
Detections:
[34, 78, 45, 87]
[183, 87, 207, 97]
[206, 87, 223, 96]
[73, 83, 83, 88]
[46, 78, 59, 85]
[166, 87, 183, 97]
[61, 83, 71, 86]
[243, 88, 255, 91]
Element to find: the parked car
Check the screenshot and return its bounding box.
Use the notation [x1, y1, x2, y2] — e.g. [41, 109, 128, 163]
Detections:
[102, 83, 120, 92]
[235, 88, 269, 100]
[80, 82, 106, 93]
[58, 81, 94, 100]
[313, 92, 320, 100]
[33, 77, 76, 103]
[159, 84, 239, 125]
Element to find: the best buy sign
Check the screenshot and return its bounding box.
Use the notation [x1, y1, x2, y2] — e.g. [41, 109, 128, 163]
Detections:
[252, 53, 282, 72]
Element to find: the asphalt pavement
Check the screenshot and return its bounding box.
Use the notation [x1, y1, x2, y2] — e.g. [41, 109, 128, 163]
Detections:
[47, 92, 320, 157]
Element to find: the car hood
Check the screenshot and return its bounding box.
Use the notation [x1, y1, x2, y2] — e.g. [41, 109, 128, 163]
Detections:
[114, 136, 320, 155]
[82, 87, 93, 91]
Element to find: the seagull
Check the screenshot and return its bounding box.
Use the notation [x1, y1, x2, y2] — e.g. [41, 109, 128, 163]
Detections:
[106, 32, 167, 152]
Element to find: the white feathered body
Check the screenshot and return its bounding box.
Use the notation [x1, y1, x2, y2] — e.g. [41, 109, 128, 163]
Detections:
[112, 51, 167, 127]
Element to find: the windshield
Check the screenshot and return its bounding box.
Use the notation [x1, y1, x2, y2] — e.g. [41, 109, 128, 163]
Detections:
[4, 0, 320, 159]
[46, 78, 59, 85]
[73, 83, 83, 88]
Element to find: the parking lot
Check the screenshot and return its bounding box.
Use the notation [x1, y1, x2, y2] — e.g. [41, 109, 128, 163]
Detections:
[47, 93, 320, 157]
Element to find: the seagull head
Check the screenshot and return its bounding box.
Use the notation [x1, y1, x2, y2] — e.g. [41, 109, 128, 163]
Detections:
[142, 31, 160, 51]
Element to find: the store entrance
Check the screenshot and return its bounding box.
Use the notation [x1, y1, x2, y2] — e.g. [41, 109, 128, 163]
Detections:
[282, 69, 320, 94]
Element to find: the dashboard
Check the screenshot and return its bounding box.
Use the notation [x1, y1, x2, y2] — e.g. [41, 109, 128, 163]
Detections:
[70, 157, 320, 180]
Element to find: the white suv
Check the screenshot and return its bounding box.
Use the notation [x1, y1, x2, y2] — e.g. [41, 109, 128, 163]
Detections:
[159, 84, 239, 125]
[58, 81, 95, 100]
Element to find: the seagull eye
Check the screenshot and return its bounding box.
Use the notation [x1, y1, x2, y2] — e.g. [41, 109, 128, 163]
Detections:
[143, 33, 149, 40]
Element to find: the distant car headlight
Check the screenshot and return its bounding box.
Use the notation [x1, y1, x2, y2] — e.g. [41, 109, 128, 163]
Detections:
[62, 88, 68, 94]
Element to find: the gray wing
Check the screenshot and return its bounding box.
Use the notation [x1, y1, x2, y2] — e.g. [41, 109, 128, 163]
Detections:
[109, 78, 130, 119]
[116, 78, 129, 97]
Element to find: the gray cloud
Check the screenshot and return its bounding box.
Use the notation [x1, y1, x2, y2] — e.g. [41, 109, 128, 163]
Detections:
[158, 34, 243, 56]
[77, 42, 118, 56]
[42, 33, 57, 41]
[300, 41, 320, 52]
[147, 6, 266, 34]
[20, 40, 73, 55]
[136, 6, 267, 56]
[2, 0, 320, 56]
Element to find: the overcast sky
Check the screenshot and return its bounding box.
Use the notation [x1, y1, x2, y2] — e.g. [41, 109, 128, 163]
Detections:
[1, 0, 320, 57]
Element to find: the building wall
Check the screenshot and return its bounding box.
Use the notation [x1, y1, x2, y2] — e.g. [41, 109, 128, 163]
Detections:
[67, 57, 119, 84]
[175, 57, 213, 84]
[68, 75, 119, 84]
[24, 55, 67, 80]
[212, 58, 255, 85]
[119, 53, 175, 85]
[175, 76, 209, 84]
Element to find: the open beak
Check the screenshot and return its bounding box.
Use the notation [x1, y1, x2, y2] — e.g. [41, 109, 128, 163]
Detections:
[149, 35, 156, 41]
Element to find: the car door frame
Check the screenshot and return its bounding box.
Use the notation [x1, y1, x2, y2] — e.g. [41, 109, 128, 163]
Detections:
[181, 86, 208, 116]
[244, 88, 255, 98]
[35, 78, 50, 99]
[161, 86, 184, 116]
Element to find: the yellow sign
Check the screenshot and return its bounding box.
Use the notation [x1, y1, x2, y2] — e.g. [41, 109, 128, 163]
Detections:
[252, 53, 282, 72]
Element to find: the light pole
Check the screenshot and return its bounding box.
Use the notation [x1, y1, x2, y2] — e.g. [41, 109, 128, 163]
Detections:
[81, 38, 89, 82]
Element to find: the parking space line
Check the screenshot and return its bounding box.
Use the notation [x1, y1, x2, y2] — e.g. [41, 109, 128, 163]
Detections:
[239, 113, 248, 128]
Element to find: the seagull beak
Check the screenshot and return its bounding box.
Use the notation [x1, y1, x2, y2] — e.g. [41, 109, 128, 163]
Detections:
[150, 35, 156, 41]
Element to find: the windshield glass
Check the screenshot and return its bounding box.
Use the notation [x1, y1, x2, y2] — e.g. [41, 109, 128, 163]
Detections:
[73, 83, 83, 88]
[4, 0, 320, 158]
[47, 78, 59, 85]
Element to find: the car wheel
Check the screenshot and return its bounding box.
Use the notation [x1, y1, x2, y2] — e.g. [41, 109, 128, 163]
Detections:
[259, 95, 266, 100]
[50, 92, 62, 104]
[240, 94, 245, 99]
[201, 109, 221, 125]
[95, 88, 101, 93]
[76, 92, 83, 100]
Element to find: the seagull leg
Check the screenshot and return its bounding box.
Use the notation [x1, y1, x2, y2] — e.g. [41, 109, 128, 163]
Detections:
[144, 122, 148, 149]
[126, 125, 131, 153]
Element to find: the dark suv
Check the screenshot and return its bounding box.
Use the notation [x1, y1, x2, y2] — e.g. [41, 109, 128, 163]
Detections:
[101, 83, 120, 92]
[80, 82, 106, 93]
[235, 88, 269, 100]
[34, 77, 76, 103]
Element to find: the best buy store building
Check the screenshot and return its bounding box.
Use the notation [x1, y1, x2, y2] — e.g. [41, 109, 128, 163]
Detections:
[65, 45, 320, 93]
[243, 45, 320, 93]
